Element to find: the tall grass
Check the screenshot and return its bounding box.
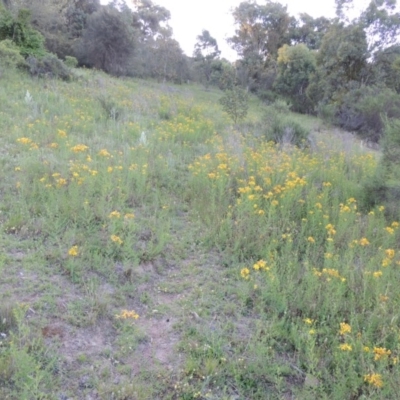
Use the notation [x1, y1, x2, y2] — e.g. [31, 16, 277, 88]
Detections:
[0, 66, 399, 399]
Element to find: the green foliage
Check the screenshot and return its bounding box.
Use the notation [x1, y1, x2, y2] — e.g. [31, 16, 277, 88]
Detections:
[76, 6, 136, 75]
[336, 86, 400, 141]
[289, 13, 331, 50]
[64, 55, 78, 68]
[363, 117, 400, 218]
[26, 53, 71, 80]
[315, 23, 368, 104]
[0, 38, 26, 68]
[220, 86, 249, 124]
[0, 7, 46, 57]
[263, 108, 310, 146]
[373, 44, 400, 93]
[274, 44, 316, 113]
[0, 304, 58, 398]
[193, 29, 220, 87]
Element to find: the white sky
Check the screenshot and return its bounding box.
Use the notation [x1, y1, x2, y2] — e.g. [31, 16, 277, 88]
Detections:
[158, 0, 336, 60]
[101, 0, 374, 60]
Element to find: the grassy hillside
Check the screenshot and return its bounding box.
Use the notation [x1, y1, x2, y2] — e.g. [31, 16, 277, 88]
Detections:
[0, 67, 399, 399]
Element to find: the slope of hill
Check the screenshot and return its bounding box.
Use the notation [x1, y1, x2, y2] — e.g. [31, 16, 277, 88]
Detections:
[0, 67, 398, 399]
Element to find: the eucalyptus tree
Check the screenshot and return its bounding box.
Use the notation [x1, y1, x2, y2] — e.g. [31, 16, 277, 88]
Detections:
[228, 1, 291, 91]
[274, 44, 316, 113]
[193, 29, 221, 87]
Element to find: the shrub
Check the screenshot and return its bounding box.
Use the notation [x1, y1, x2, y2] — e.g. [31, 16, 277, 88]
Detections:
[270, 99, 291, 114]
[64, 55, 78, 68]
[362, 118, 400, 218]
[335, 86, 400, 142]
[0, 39, 26, 68]
[26, 54, 71, 80]
[317, 103, 336, 125]
[76, 7, 136, 76]
[263, 110, 310, 147]
[0, 8, 46, 57]
[220, 86, 249, 124]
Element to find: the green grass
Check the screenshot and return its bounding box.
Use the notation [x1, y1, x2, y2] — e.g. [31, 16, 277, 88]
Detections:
[0, 66, 398, 399]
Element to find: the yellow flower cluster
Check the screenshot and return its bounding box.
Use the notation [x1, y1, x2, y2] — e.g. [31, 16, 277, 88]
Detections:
[339, 343, 352, 351]
[110, 235, 123, 245]
[373, 347, 391, 361]
[70, 144, 89, 153]
[253, 259, 270, 271]
[313, 268, 346, 282]
[115, 309, 139, 320]
[364, 373, 383, 388]
[339, 322, 351, 335]
[325, 223, 336, 236]
[68, 246, 79, 257]
[240, 267, 250, 280]
[98, 149, 111, 157]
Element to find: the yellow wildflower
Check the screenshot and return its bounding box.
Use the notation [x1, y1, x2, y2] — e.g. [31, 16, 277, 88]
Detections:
[17, 137, 32, 144]
[385, 227, 394, 235]
[385, 249, 395, 259]
[364, 373, 383, 388]
[109, 211, 121, 219]
[339, 343, 352, 351]
[240, 268, 250, 280]
[124, 213, 135, 219]
[303, 318, 314, 325]
[70, 144, 89, 153]
[382, 258, 391, 267]
[56, 178, 67, 187]
[110, 235, 123, 245]
[373, 347, 391, 361]
[68, 246, 79, 257]
[325, 223, 336, 236]
[359, 237, 370, 246]
[339, 322, 352, 335]
[98, 149, 111, 157]
[115, 309, 139, 320]
[373, 271, 383, 278]
[307, 236, 315, 243]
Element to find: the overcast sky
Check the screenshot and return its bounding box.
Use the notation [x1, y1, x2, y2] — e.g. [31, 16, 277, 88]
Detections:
[101, 0, 374, 60]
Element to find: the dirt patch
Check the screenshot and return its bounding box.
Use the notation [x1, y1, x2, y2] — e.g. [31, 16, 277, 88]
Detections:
[133, 316, 181, 373]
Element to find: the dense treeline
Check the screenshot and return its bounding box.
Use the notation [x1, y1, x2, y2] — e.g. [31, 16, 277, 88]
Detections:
[0, 0, 191, 82]
[2, 0, 400, 138]
[1, 0, 400, 213]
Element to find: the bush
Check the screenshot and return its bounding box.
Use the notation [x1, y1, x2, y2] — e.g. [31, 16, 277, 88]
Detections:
[76, 7, 136, 76]
[317, 103, 336, 125]
[64, 55, 78, 68]
[263, 110, 310, 147]
[270, 99, 291, 114]
[0, 39, 26, 68]
[362, 118, 400, 218]
[220, 86, 249, 124]
[335, 86, 400, 141]
[0, 8, 46, 57]
[26, 54, 71, 80]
